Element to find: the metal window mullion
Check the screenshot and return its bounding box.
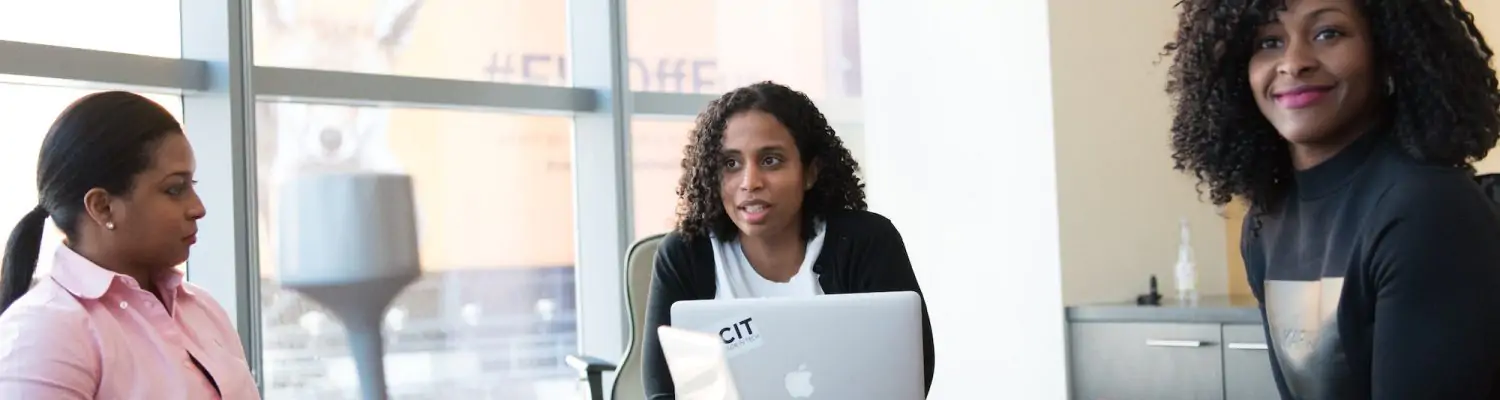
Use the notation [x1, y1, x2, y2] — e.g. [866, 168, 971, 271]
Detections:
[629, 91, 714, 117]
[630, 90, 864, 124]
[252, 66, 597, 113]
[567, 0, 633, 396]
[179, 0, 262, 390]
[0, 39, 207, 92]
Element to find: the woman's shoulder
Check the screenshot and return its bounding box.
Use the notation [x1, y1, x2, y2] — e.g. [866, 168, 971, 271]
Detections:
[0, 286, 102, 389]
[1376, 143, 1487, 197]
[0, 279, 90, 323]
[824, 209, 901, 237]
[0, 281, 97, 355]
[1354, 165, 1500, 252]
[655, 231, 713, 272]
[657, 231, 704, 256]
[1374, 162, 1495, 220]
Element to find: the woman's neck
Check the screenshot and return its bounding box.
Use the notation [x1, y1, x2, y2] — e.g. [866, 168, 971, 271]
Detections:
[1290, 111, 1383, 171]
[68, 241, 160, 297]
[739, 223, 806, 283]
[1290, 141, 1355, 171]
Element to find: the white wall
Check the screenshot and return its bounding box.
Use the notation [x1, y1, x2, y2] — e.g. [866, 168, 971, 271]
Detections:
[1049, 0, 1230, 305]
[1475, 1, 1500, 174]
[861, 0, 1069, 398]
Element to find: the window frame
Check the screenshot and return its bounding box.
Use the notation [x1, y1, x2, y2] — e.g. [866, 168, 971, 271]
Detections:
[0, 0, 862, 395]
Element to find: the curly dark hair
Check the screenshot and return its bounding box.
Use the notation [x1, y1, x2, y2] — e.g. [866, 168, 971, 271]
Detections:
[674, 81, 866, 241]
[1164, 0, 1500, 211]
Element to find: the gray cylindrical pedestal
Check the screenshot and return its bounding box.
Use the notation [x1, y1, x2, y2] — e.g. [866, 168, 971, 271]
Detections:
[287, 273, 419, 400]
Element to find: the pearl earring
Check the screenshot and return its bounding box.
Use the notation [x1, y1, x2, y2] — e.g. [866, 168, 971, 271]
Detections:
[105, 222, 115, 230]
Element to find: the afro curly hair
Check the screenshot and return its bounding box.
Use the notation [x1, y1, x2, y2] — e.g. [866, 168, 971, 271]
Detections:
[1163, 0, 1500, 213]
[674, 81, 866, 241]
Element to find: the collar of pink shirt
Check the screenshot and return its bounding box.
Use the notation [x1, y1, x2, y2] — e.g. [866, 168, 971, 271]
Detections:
[0, 245, 261, 400]
[50, 244, 193, 309]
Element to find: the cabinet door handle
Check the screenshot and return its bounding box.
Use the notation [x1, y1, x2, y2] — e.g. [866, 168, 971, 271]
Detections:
[1145, 339, 1204, 347]
[1228, 342, 1268, 350]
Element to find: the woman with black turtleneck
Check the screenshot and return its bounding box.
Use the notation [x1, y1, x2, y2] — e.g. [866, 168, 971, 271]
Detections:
[1164, 0, 1500, 398]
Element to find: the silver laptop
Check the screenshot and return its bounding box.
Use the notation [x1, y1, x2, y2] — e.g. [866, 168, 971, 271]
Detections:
[665, 291, 926, 399]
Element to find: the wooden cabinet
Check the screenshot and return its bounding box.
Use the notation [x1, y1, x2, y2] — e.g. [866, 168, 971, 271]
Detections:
[1068, 322, 1278, 400]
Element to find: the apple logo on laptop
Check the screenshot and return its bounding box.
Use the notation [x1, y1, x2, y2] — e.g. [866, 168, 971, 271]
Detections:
[785, 364, 815, 398]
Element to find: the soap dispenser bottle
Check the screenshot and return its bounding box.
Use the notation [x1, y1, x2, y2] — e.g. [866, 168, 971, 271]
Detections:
[1174, 217, 1199, 304]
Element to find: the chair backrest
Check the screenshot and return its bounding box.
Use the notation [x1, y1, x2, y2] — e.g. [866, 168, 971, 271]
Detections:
[1479, 174, 1500, 205]
[610, 233, 666, 400]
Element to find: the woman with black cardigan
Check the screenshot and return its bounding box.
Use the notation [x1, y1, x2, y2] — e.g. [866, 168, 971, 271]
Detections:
[640, 81, 935, 399]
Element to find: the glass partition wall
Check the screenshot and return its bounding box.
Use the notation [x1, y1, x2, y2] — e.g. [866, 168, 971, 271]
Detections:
[0, 0, 863, 398]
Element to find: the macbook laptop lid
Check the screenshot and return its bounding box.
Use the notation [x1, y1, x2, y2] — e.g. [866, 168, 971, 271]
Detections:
[666, 291, 925, 399]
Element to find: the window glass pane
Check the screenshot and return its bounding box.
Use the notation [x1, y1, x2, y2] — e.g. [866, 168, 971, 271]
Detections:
[630, 119, 693, 239]
[251, 0, 569, 85]
[0, 0, 180, 57]
[0, 85, 182, 280]
[256, 103, 578, 398]
[626, 0, 863, 98]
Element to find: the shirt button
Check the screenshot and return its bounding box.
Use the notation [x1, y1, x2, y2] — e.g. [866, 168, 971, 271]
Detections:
[118, 301, 129, 309]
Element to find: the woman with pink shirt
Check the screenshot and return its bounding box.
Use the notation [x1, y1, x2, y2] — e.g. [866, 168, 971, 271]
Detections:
[0, 91, 259, 399]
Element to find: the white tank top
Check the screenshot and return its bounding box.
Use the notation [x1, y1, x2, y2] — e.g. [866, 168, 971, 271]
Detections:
[709, 220, 827, 299]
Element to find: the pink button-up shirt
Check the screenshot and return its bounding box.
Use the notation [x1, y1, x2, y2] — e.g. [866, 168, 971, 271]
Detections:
[0, 246, 260, 399]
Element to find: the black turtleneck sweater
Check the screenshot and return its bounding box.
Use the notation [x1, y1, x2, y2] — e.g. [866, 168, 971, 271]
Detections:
[1241, 133, 1500, 399]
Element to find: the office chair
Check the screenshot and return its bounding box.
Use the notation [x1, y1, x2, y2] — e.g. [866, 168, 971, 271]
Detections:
[568, 233, 665, 400]
[1479, 174, 1499, 205]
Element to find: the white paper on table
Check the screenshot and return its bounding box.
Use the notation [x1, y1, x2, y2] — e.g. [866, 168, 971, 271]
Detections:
[657, 326, 741, 400]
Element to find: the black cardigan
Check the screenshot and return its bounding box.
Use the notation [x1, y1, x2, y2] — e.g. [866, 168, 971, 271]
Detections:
[641, 210, 936, 399]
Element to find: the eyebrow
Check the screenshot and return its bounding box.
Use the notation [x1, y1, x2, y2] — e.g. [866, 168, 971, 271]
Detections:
[159, 171, 192, 183]
[1307, 7, 1347, 19]
[1265, 6, 1347, 25]
[721, 145, 788, 156]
